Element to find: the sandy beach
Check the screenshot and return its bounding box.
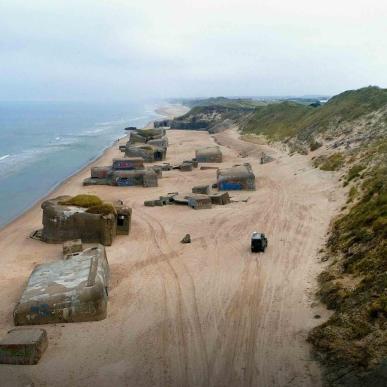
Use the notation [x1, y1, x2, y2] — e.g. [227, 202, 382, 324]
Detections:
[0, 107, 345, 386]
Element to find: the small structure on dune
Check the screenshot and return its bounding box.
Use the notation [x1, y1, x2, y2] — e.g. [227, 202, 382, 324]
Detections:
[144, 190, 230, 210]
[35, 195, 131, 246]
[0, 328, 48, 365]
[187, 194, 212, 210]
[217, 163, 256, 191]
[192, 184, 211, 195]
[124, 144, 167, 162]
[112, 157, 144, 170]
[123, 128, 168, 162]
[195, 146, 223, 163]
[128, 128, 167, 144]
[210, 192, 231, 205]
[83, 157, 159, 187]
[112, 169, 158, 187]
[13, 244, 110, 325]
[147, 137, 168, 149]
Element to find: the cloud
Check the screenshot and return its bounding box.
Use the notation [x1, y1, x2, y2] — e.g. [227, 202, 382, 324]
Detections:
[0, 0, 386, 100]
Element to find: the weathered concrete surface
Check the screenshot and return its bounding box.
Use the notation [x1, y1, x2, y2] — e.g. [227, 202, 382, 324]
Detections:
[217, 163, 256, 190]
[196, 146, 223, 163]
[14, 245, 109, 325]
[115, 205, 132, 235]
[210, 192, 231, 205]
[192, 184, 211, 195]
[0, 328, 48, 365]
[124, 144, 166, 162]
[187, 194, 212, 210]
[40, 196, 117, 246]
[63, 239, 83, 259]
[112, 158, 144, 170]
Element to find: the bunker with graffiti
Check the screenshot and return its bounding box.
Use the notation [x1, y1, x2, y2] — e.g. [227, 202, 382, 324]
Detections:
[13, 245, 110, 325]
[217, 163, 256, 191]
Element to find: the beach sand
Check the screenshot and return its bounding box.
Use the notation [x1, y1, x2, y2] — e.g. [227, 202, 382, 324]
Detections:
[0, 112, 344, 386]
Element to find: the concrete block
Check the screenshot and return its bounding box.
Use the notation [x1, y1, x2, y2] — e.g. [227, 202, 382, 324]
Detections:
[63, 239, 83, 259]
[0, 328, 48, 365]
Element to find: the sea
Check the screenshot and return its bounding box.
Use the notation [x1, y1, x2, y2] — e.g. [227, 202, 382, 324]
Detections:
[0, 100, 161, 228]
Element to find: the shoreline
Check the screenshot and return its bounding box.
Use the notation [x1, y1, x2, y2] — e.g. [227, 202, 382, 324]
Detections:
[0, 104, 187, 232]
[0, 137, 125, 233]
[0, 121, 344, 386]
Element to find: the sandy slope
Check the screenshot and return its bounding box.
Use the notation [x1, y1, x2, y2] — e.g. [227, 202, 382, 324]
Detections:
[0, 127, 344, 387]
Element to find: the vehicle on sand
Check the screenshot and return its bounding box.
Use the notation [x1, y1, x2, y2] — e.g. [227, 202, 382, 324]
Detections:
[251, 232, 268, 253]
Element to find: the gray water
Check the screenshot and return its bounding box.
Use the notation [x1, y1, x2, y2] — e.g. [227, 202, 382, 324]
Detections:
[0, 100, 160, 227]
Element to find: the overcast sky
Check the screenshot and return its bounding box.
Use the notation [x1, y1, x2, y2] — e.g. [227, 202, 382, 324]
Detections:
[0, 0, 386, 101]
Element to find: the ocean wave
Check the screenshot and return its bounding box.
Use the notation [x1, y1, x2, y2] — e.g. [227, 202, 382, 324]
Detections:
[0, 145, 72, 178]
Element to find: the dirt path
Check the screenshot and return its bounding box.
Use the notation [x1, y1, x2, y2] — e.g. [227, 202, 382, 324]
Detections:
[0, 128, 344, 386]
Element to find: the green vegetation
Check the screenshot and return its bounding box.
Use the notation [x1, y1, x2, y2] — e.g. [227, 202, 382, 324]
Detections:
[309, 139, 322, 151]
[60, 195, 116, 215]
[241, 86, 387, 142]
[86, 203, 117, 216]
[241, 102, 311, 140]
[183, 96, 265, 109]
[308, 140, 387, 377]
[346, 164, 366, 183]
[60, 194, 103, 208]
[347, 186, 358, 202]
[313, 153, 345, 171]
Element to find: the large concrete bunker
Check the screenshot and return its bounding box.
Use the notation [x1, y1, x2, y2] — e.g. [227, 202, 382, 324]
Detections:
[124, 144, 167, 162]
[39, 195, 131, 246]
[195, 146, 223, 163]
[13, 245, 110, 325]
[123, 128, 168, 162]
[217, 163, 256, 191]
[84, 157, 159, 188]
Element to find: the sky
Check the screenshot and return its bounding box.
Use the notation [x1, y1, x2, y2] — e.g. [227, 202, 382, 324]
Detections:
[0, 0, 386, 101]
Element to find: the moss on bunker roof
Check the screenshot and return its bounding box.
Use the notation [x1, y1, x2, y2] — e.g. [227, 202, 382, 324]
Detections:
[59, 194, 103, 208]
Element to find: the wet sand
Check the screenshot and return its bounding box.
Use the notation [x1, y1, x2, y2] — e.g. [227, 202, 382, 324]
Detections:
[0, 119, 345, 386]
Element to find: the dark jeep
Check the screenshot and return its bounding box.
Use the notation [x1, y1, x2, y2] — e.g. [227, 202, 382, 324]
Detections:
[251, 232, 268, 253]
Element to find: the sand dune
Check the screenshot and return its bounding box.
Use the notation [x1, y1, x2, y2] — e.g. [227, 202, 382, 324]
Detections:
[0, 127, 344, 386]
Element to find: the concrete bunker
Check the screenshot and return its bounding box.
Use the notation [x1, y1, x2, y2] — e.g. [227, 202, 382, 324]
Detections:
[195, 146, 223, 163]
[129, 128, 166, 142]
[124, 144, 167, 162]
[13, 244, 110, 325]
[187, 194, 212, 210]
[112, 169, 158, 187]
[217, 163, 256, 191]
[38, 195, 131, 245]
[84, 157, 159, 188]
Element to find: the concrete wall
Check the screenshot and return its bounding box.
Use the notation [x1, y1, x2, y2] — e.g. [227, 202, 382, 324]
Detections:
[14, 245, 110, 325]
[41, 199, 117, 246]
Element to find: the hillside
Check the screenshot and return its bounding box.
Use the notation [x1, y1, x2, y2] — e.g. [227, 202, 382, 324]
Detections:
[307, 137, 387, 386]
[155, 97, 264, 132]
[183, 96, 265, 109]
[239, 101, 312, 140]
[241, 86, 387, 150]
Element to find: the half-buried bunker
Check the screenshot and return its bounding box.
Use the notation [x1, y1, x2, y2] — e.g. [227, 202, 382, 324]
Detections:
[13, 244, 109, 325]
[195, 146, 223, 163]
